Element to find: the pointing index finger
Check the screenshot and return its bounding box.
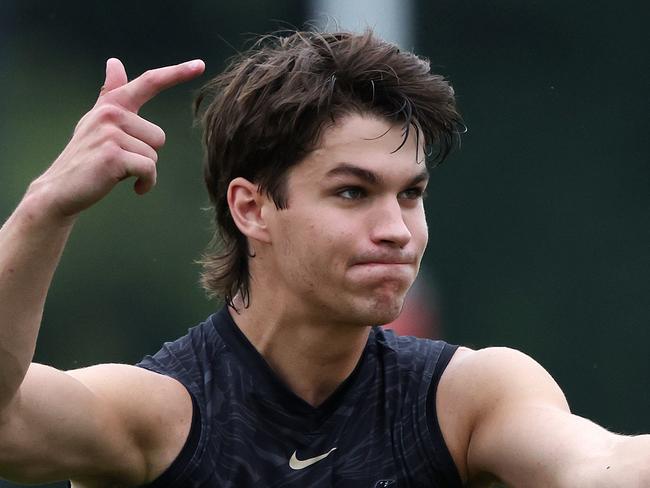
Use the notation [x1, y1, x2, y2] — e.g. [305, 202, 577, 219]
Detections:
[112, 60, 205, 112]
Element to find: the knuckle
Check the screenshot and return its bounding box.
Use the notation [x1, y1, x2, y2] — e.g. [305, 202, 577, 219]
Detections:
[145, 147, 158, 163]
[95, 104, 122, 123]
[99, 140, 121, 162]
[99, 124, 121, 143]
[140, 70, 159, 87]
[142, 159, 157, 178]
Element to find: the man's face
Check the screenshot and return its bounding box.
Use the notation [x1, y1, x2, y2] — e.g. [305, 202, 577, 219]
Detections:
[261, 113, 429, 327]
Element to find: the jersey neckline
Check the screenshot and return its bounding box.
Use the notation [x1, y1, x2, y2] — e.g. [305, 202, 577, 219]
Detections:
[211, 305, 375, 428]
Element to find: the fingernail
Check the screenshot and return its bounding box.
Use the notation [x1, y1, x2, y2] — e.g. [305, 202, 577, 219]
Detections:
[185, 60, 204, 70]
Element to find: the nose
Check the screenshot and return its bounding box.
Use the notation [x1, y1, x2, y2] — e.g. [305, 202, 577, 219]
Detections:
[369, 197, 412, 248]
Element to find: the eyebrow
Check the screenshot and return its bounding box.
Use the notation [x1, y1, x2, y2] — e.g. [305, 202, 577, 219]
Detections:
[325, 163, 430, 187]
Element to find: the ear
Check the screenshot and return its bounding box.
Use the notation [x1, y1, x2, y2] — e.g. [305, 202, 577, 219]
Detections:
[227, 177, 272, 243]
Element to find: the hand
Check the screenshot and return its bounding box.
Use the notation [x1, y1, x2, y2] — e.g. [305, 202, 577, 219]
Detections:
[27, 58, 205, 220]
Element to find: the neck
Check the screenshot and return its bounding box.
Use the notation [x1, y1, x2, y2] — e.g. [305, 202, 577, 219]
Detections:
[230, 293, 370, 407]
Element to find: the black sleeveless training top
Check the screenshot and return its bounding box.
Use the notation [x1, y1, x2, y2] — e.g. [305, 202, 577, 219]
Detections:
[135, 306, 462, 487]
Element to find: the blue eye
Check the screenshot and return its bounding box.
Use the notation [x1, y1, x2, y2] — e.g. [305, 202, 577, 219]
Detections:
[338, 187, 366, 199]
[399, 188, 427, 200]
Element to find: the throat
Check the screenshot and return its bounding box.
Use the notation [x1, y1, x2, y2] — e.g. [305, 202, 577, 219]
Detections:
[262, 328, 369, 408]
[231, 305, 370, 408]
[280, 356, 359, 408]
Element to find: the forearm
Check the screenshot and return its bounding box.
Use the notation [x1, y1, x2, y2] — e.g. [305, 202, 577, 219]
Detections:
[0, 59, 204, 411]
[568, 434, 650, 488]
[604, 434, 650, 486]
[0, 189, 75, 409]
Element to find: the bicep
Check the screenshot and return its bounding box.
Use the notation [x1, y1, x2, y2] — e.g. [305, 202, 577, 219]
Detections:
[464, 348, 615, 487]
[470, 402, 617, 487]
[0, 362, 191, 485]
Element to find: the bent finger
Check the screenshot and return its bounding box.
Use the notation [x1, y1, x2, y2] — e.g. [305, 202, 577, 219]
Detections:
[118, 132, 158, 163]
[113, 60, 205, 113]
[119, 111, 166, 149]
[121, 152, 158, 195]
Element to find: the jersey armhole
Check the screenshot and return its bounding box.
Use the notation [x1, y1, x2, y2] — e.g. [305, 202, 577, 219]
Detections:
[425, 342, 463, 486]
[144, 391, 202, 487]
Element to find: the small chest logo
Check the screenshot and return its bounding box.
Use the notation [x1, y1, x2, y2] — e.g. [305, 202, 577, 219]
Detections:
[374, 480, 396, 488]
[288, 447, 337, 470]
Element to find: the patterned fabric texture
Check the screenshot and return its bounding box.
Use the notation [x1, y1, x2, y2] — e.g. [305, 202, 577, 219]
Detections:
[136, 307, 462, 487]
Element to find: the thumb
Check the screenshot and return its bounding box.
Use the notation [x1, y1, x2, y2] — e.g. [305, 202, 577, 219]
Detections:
[100, 58, 128, 96]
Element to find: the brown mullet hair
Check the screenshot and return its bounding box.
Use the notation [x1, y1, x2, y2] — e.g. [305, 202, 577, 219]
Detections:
[194, 29, 464, 308]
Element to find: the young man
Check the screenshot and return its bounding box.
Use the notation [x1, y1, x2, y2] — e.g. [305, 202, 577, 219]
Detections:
[0, 31, 647, 487]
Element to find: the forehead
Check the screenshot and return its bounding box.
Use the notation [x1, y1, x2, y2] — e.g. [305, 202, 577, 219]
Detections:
[293, 113, 426, 181]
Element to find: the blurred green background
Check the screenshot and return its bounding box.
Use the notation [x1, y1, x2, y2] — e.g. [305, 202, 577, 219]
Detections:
[0, 1, 647, 486]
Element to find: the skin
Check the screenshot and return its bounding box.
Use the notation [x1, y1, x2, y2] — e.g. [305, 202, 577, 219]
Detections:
[0, 60, 648, 487]
[228, 115, 429, 405]
[0, 59, 202, 486]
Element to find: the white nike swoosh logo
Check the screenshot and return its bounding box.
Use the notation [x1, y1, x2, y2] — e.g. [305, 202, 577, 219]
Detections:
[289, 447, 337, 470]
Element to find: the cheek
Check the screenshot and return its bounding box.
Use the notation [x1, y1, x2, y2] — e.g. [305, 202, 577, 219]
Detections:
[293, 220, 354, 282]
[275, 216, 337, 275]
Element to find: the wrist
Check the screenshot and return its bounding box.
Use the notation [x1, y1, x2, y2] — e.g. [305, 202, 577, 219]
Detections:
[16, 183, 78, 230]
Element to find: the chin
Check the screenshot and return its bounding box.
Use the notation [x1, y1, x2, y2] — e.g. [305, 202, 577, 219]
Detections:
[325, 279, 410, 326]
[370, 306, 404, 326]
[358, 293, 407, 326]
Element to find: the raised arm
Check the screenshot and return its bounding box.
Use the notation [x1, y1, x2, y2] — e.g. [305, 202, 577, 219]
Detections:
[439, 347, 650, 487]
[0, 58, 204, 484]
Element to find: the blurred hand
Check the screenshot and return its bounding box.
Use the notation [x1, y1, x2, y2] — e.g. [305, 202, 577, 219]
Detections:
[27, 57, 205, 220]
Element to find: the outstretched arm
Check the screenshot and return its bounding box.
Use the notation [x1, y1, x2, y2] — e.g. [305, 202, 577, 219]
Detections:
[0, 58, 204, 484]
[439, 347, 649, 487]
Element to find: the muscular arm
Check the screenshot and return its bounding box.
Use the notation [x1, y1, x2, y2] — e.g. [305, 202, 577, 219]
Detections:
[0, 58, 203, 484]
[439, 347, 649, 487]
[0, 364, 191, 484]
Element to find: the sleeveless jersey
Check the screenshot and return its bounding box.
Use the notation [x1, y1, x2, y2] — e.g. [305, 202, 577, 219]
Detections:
[135, 306, 462, 487]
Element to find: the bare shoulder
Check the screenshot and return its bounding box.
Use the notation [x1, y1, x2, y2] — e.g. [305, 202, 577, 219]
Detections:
[442, 346, 568, 408]
[436, 347, 650, 486]
[67, 363, 193, 485]
[0, 362, 192, 486]
[435, 346, 569, 483]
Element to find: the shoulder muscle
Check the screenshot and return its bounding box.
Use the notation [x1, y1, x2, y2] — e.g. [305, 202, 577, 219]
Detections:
[0, 363, 191, 485]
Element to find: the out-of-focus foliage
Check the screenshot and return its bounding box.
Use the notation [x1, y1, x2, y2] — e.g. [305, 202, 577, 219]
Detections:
[0, 1, 647, 486]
